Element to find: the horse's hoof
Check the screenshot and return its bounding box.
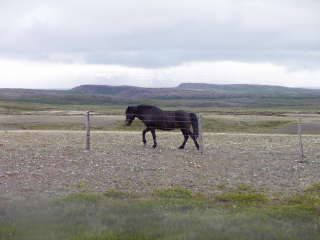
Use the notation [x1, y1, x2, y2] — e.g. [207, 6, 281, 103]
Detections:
[178, 146, 184, 149]
[152, 145, 157, 148]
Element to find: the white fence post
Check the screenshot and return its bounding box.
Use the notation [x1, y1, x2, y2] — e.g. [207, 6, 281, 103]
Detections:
[198, 113, 203, 155]
[86, 111, 90, 150]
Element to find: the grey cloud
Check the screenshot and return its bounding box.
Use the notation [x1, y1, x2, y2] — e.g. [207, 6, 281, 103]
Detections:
[1, 0, 320, 70]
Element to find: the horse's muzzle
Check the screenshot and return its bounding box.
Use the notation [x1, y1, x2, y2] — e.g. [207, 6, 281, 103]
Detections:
[125, 120, 131, 126]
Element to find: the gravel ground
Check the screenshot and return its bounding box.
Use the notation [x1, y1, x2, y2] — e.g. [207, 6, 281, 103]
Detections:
[1, 130, 320, 200]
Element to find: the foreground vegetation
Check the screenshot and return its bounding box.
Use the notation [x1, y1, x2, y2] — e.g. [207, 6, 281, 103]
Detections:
[1, 184, 320, 240]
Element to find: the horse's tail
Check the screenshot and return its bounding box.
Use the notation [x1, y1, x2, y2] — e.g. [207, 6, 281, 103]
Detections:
[189, 113, 199, 139]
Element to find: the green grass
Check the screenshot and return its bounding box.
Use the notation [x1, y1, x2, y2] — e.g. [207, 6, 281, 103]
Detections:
[215, 192, 267, 203]
[1, 122, 86, 130]
[1, 99, 320, 115]
[0, 118, 292, 133]
[203, 118, 292, 133]
[1, 184, 320, 240]
[153, 187, 193, 199]
[0, 101, 128, 114]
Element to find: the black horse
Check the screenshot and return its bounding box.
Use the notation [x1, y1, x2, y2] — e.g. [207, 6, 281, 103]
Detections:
[125, 105, 199, 150]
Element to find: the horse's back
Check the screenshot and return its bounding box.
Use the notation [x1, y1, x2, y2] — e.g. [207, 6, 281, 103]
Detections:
[175, 110, 191, 120]
[137, 106, 192, 129]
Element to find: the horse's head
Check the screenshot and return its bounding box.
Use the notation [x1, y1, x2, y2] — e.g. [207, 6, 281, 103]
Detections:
[125, 106, 136, 126]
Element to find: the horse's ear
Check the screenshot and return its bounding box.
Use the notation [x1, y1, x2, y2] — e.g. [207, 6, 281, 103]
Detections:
[127, 106, 134, 113]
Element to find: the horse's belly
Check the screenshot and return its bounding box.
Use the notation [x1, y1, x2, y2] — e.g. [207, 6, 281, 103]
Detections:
[166, 121, 179, 130]
[154, 121, 177, 130]
[158, 127, 174, 131]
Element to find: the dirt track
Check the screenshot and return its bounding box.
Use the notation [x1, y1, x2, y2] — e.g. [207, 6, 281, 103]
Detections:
[1, 130, 319, 200]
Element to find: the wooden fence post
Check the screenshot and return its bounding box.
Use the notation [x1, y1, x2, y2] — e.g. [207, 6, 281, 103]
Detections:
[298, 117, 304, 160]
[198, 113, 203, 155]
[86, 111, 90, 150]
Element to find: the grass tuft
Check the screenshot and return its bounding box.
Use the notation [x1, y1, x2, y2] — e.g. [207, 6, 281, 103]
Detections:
[153, 187, 193, 199]
[215, 192, 267, 204]
[203, 118, 292, 133]
[103, 189, 140, 199]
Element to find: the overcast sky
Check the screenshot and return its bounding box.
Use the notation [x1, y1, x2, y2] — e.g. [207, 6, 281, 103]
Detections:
[1, 0, 320, 89]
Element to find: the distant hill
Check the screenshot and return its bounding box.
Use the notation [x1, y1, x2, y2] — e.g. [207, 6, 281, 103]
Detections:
[1, 83, 320, 108]
[177, 83, 320, 94]
[71, 85, 140, 95]
[71, 83, 320, 97]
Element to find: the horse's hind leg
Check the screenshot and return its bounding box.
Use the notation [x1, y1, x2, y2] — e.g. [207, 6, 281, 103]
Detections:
[190, 134, 200, 150]
[179, 128, 189, 149]
[179, 128, 199, 150]
[179, 135, 189, 149]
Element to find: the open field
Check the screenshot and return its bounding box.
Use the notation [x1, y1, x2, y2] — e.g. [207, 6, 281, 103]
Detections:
[1, 101, 320, 239]
[1, 111, 320, 239]
[1, 86, 320, 238]
[1, 130, 320, 239]
[1, 130, 319, 199]
[1, 108, 320, 198]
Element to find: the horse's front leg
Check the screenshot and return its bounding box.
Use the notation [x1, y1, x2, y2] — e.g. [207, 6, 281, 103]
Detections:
[151, 129, 157, 148]
[142, 128, 149, 146]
